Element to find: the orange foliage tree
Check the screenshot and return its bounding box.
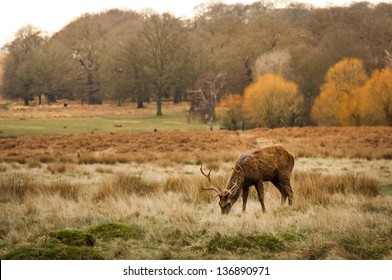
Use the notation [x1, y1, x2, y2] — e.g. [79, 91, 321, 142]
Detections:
[243, 73, 303, 128]
[362, 67, 392, 126]
[311, 58, 368, 126]
[216, 93, 245, 130]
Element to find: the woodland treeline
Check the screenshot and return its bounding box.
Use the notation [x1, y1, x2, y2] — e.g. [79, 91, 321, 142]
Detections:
[1, 1, 392, 126]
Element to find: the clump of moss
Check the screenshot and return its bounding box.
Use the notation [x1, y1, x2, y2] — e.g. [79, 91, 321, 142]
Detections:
[50, 229, 96, 247]
[88, 223, 144, 240]
[340, 237, 392, 259]
[207, 232, 286, 254]
[3, 244, 104, 260]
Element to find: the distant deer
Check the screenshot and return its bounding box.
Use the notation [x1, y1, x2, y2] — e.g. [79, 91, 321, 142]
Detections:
[201, 146, 294, 214]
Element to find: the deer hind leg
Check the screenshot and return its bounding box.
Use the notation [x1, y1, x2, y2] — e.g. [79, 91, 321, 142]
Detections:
[271, 178, 286, 205]
[255, 181, 266, 213]
[278, 175, 293, 206]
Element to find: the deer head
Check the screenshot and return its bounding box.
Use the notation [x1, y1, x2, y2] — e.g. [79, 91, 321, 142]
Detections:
[200, 163, 243, 214]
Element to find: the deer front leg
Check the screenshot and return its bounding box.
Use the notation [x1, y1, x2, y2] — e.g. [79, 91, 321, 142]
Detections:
[242, 187, 249, 213]
[255, 181, 266, 213]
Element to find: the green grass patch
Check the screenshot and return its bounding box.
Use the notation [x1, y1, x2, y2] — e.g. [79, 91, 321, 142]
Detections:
[380, 184, 392, 196]
[340, 239, 392, 259]
[277, 229, 306, 242]
[2, 244, 104, 260]
[88, 223, 144, 240]
[207, 232, 286, 254]
[0, 111, 210, 137]
[206, 229, 306, 258]
[50, 229, 96, 247]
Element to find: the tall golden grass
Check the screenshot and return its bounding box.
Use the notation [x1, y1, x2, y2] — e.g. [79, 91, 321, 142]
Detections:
[1, 166, 390, 260]
[293, 171, 379, 207]
[0, 173, 81, 203]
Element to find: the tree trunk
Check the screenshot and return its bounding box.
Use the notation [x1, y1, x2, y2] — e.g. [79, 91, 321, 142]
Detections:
[137, 91, 145, 108]
[156, 94, 163, 116]
[173, 89, 182, 104]
[385, 106, 392, 126]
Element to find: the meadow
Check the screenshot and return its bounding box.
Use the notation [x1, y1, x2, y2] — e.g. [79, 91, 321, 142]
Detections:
[0, 101, 207, 136]
[0, 101, 392, 260]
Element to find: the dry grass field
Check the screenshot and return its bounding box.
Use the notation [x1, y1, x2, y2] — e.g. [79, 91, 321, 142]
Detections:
[0, 102, 392, 259]
[0, 53, 5, 90]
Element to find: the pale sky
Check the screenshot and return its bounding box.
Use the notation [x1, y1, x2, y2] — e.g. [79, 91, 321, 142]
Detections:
[0, 0, 388, 48]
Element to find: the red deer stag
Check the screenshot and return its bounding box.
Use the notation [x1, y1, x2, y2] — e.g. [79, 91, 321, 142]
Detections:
[200, 146, 294, 214]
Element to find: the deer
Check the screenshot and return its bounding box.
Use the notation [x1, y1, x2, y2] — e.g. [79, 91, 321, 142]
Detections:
[200, 146, 294, 214]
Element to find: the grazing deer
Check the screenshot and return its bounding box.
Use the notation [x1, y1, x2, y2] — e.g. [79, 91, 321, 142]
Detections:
[201, 146, 294, 214]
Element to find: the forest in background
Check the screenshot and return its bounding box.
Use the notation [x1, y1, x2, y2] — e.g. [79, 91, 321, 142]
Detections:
[1, 1, 392, 126]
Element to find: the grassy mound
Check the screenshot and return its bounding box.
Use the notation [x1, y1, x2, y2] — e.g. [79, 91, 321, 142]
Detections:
[208, 232, 297, 254]
[3, 244, 104, 260]
[50, 229, 96, 247]
[88, 223, 144, 240]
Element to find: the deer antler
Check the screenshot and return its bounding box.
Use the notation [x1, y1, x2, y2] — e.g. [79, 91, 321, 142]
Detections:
[228, 177, 239, 194]
[200, 164, 221, 195]
[229, 162, 243, 194]
[232, 162, 244, 173]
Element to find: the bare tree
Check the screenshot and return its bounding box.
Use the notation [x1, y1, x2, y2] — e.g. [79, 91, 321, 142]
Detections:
[72, 43, 101, 104]
[385, 50, 392, 68]
[2, 25, 44, 105]
[139, 13, 187, 115]
[193, 72, 226, 130]
[60, 16, 106, 105]
[253, 50, 291, 79]
[22, 41, 71, 104]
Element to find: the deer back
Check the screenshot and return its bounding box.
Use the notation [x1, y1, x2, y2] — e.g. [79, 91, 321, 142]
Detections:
[234, 146, 294, 183]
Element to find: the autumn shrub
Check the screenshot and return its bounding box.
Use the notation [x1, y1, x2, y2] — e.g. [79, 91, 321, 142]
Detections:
[311, 58, 369, 126]
[243, 73, 304, 128]
[216, 93, 246, 130]
[361, 67, 392, 126]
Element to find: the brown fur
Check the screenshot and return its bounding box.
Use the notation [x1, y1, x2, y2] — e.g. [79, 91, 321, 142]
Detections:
[203, 146, 294, 214]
